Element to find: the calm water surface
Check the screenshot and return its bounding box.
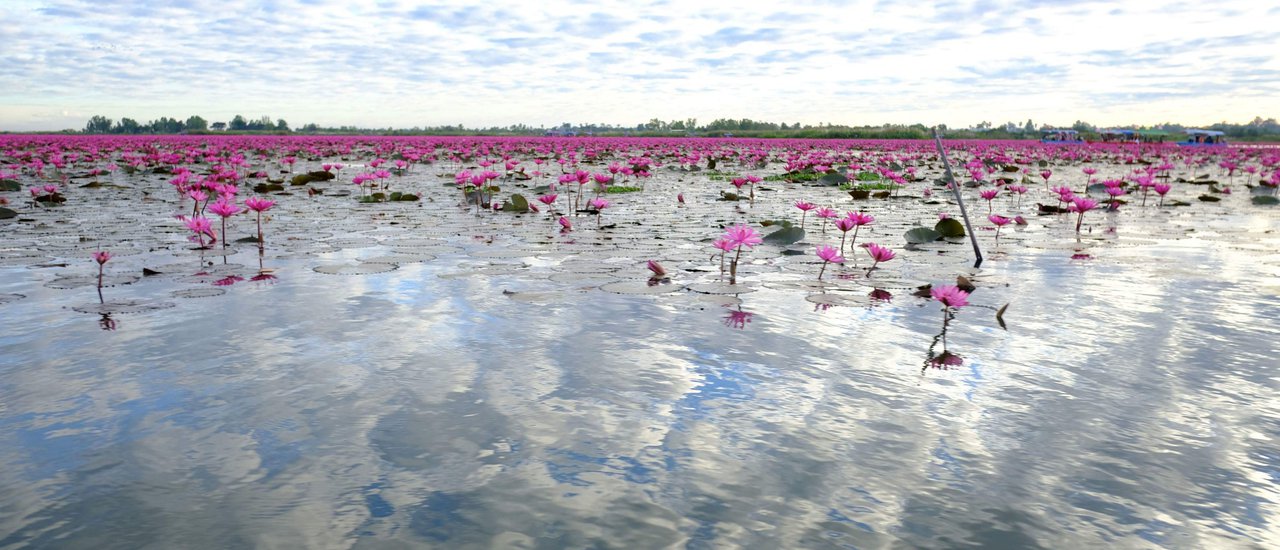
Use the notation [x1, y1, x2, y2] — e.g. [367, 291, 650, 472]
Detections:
[2, 172, 1279, 549]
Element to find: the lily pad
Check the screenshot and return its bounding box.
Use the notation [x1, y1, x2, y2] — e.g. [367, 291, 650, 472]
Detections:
[72, 300, 176, 315]
[934, 218, 965, 238]
[0, 207, 16, 219]
[818, 173, 849, 186]
[762, 226, 805, 245]
[501, 194, 530, 212]
[1251, 195, 1279, 205]
[905, 227, 943, 244]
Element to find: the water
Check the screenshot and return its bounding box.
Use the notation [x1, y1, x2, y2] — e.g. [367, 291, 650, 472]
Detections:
[2, 143, 1280, 548]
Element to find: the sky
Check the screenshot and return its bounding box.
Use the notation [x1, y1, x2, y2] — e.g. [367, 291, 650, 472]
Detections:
[1, 0, 1277, 132]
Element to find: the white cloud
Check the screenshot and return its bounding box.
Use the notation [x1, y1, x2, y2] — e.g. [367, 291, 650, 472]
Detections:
[0, 0, 1275, 130]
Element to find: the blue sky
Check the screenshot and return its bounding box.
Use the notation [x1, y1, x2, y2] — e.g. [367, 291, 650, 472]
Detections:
[1, 0, 1276, 131]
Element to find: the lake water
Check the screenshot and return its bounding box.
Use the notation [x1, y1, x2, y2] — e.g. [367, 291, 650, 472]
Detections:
[2, 139, 1279, 548]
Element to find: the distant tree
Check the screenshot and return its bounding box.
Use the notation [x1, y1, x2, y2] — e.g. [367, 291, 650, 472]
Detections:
[148, 117, 183, 133]
[276, 119, 289, 132]
[185, 115, 208, 131]
[229, 115, 248, 131]
[1024, 119, 1036, 133]
[211, 121, 227, 131]
[84, 115, 113, 134]
[115, 117, 141, 134]
[1071, 120, 1095, 132]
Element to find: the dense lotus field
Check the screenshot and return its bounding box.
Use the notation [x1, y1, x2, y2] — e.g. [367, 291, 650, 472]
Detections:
[2, 135, 1279, 547]
[2, 135, 1275, 310]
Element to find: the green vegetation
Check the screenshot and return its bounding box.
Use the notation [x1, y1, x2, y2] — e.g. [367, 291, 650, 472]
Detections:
[604, 186, 643, 194]
[70, 113, 1280, 141]
[705, 170, 740, 181]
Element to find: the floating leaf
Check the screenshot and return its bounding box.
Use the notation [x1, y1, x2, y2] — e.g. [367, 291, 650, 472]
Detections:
[1197, 194, 1221, 202]
[848, 189, 870, 200]
[762, 226, 805, 245]
[1252, 195, 1279, 205]
[501, 193, 530, 212]
[904, 227, 943, 244]
[0, 179, 20, 191]
[956, 275, 975, 293]
[1086, 183, 1110, 195]
[290, 170, 336, 185]
[818, 172, 849, 186]
[935, 218, 965, 237]
[0, 207, 15, 219]
[996, 302, 1010, 330]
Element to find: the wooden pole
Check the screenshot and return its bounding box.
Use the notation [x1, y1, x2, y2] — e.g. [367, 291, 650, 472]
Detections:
[932, 127, 983, 268]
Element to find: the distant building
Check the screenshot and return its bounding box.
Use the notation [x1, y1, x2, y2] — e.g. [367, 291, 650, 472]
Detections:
[211, 122, 227, 131]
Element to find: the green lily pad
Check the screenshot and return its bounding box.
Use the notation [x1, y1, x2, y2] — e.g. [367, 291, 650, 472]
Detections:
[0, 207, 16, 219]
[0, 179, 22, 191]
[818, 172, 849, 186]
[934, 218, 965, 238]
[762, 226, 805, 245]
[501, 193, 530, 212]
[905, 227, 943, 244]
[1251, 195, 1279, 205]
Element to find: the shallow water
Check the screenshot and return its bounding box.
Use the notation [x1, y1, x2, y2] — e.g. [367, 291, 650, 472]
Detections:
[2, 144, 1280, 548]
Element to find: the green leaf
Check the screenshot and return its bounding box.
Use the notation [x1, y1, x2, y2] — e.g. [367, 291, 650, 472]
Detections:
[818, 172, 849, 186]
[501, 193, 530, 212]
[762, 226, 805, 245]
[394, 193, 419, 201]
[1197, 194, 1221, 202]
[0, 207, 16, 219]
[904, 227, 943, 244]
[1086, 183, 1110, 195]
[0, 179, 20, 191]
[934, 217, 966, 237]
[1251, 195, 1279, 205]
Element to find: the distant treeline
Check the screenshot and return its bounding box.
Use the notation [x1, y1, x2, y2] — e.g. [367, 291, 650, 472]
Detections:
[71, 114, 1280, 141]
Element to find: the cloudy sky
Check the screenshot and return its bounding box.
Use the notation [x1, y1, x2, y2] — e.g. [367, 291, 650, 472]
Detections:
[1, 0, 1276, 131]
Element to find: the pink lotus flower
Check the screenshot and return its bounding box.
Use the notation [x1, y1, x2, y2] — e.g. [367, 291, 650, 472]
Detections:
[720, 225, 762, 284]
[208, 199, 241, 218]
[92, 250, 111, 301]
[863, 242, 896, 272]
[794, 200, 816, 228]
[988, 214, 1011, 240]
[722, 224, 762, 248]
[815, 244, 844, 280]
[185, 215, 215, 247]
[646, 260, 667, 279]
[1069, 197, 1098, 232]
[558, 216, 571, 231]
[244, 197, 275, 212]
[712, 238, 736, 253]
[244, 197, 275, 244]
[931, 285, 969, 309]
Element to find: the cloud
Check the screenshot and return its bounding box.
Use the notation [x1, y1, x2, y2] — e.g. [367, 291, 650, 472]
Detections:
[0, 0, 1275, 130]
